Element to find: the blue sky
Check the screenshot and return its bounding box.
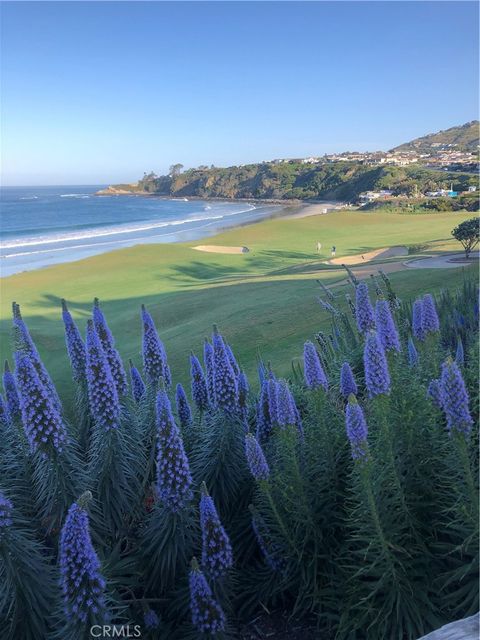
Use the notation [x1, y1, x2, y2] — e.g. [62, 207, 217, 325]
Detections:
[1, 1, 478, 185]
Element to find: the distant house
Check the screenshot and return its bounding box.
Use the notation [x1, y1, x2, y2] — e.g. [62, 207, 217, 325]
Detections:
[358, 190, 393, 203]
[468, 185, 477, 192]
[425, 189, 458, 198]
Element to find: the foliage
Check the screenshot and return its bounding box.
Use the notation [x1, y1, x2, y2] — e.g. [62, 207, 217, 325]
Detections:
[451, 217, 479, 258]
[130, 161, 478, 202]
[0, 270, 478, 638]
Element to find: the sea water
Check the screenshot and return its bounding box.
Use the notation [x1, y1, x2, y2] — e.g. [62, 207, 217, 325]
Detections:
[0, 186, 281, 276]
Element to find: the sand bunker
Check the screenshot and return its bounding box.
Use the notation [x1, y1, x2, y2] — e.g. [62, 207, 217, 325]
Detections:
[193, 245, 249, 254]
[328, 246, 408, 265]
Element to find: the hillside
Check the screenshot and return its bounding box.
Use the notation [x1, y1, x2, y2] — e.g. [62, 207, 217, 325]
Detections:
[102, 163, 476, 203]
[392, 121, 479, 153]
[101, 122, 479, 202]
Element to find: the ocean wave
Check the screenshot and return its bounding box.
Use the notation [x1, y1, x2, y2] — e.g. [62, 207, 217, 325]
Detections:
[60, 194, 90, 198]
[0, 206, 256, 250]
[19, 196, 38, 200]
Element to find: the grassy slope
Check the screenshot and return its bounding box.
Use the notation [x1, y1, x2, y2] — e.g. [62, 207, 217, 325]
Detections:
[0, 209, 474, 406]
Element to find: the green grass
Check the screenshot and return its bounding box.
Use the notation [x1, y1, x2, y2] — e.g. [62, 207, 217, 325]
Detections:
[0, 209, 474, 407]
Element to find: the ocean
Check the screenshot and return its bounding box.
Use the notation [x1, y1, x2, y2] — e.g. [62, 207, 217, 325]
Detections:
[0, 186, 282, 276]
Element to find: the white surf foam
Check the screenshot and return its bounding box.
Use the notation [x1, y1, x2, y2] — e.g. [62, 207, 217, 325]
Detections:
[0, 205, 256, 251]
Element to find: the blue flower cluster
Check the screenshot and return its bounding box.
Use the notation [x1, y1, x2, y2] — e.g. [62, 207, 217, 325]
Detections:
[256, 379, 273, 441]
[422, 294, 440, 335]
[141, 305, 171, 387]
[412, 299, 425, 341]
[355, 282, 376, 334]
[0, 394, 11, 430]
[156, 389, 193, 511]
[13, 303, 62, 412]
[200, 485, 233, 579]
[303, 341, 328, 390]
[440, 358, 473, 436]
[93, 299, 128, 396]
[59, 495, 106, 624]
[375, 299, 400, 353]
[143, 609, 160, 629]
[203, 339, 216, 406]
[129, 360, 146, 404]
[175, 383, 192, 431]
[85, 320, 120, 431]
[0, 492, 13, 529]
[363, 331, 390, 397]
[189, 560, 226, 634]
[245, 433, 270, 481]
[212, 326, 238, 413]
[15, 352, 68, 454]
[190, 353, 209, 411]
[345, 395, 369, 460]
[3, 360, 20, 419]
[340, 362, 357, 399]
[62, 299, 86, 383]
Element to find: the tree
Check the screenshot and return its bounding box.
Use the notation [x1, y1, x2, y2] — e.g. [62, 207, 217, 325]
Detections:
[169, 164, 184, 177]
[452, 217, 479, 258]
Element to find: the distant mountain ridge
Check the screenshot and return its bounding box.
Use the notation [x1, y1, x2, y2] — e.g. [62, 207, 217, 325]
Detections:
[391, 121, 479, 153]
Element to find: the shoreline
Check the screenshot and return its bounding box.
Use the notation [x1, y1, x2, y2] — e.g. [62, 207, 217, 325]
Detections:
[2, 198, 336, 278]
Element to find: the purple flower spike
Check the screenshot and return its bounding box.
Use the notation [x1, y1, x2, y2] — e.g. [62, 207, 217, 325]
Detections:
[59, 493, 106, 624]
[61, 300, 86, 383]
[267, 378, 279, 426]
[203, 339, 216, 406]
[412, 299, 425, 341]
[303, 341, 328, 390]
[245, 433, 270, 480]
[427, 379, 443, 409]
[141, 305, 170, 387]
[407, 336, 419, 368]
[156, 388, 193, 512]
[3, 360, 20, 418]
[0, 492, 13, 529]
[225, 343, 240, 377]
[440, 358, 473, 436]
[212, 326, 238, 413]
[189, 558, 226, 634]
[355, 282, 376, 335]
[340, 362, 358, 399]
[276, 380, 297, 427]
[144, 609, 160, 629]
[85, 320, 120, 431]
[200, 484, 233, 579]
[93, 299, 127, 396]
[455, 337, 464, 367]
[129, 360, 146, 403]
[12, 304, 61, 412]
[375, 299, 400, 353]
[175, 383, 193, 431]
[345, 395, 369, 461]
[190, 353, 209, 411]
[0, 394, 11, 430]
[422, 294, 440, 335]
[15, 352, 68, 455]
[363, 331, 390, 397]
[256, 380, 272, 441]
